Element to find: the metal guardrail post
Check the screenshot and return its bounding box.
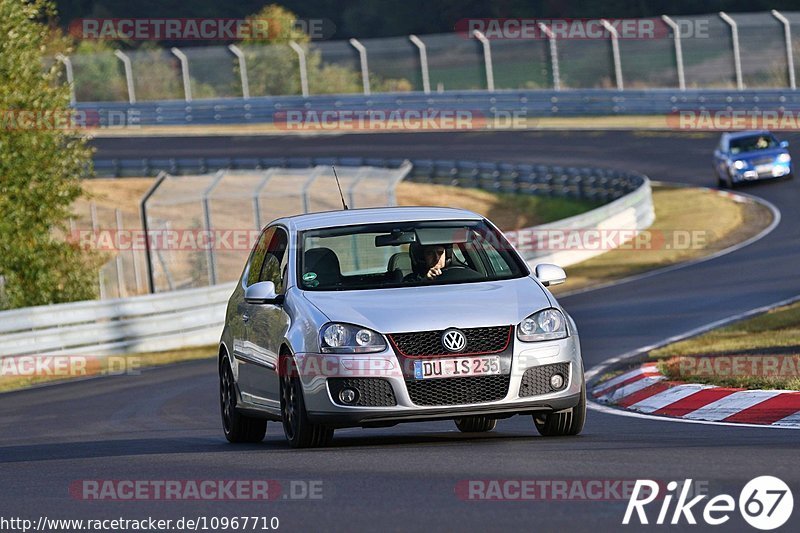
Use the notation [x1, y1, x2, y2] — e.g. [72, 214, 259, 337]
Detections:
[719, 12, 744, 90]
[600, 19, 624, 90]
[386, 160, 413, 205]
[55, 54, 76, 105]
[114, 208, 127, 297]
[408, 35, 431, 94]
[139, 171, 168, 294]
[114, 50, 137, 104]
[661, 15, 686, 91]
[171, 47, 193, 102]
[289, 41, 310, 97]
[202, 171, 226, 286]
[252, 168, 277, 230]
[472, 30, 495, 92]
[228, 44, 250, 99]
[301, 166, 327, 213]
[349, 38, 371, 95]
[89, 202, 99, 232]
[538, 23, 560, 91]
[347, 167, 369, 208]
[771, 10, 796, 90]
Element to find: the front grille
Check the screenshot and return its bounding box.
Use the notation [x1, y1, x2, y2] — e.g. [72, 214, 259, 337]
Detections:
[519, 363, 570, 397]
[328, 378, 397, 407]
[405, 374, 510, 406]
[389, 326, 511, 357]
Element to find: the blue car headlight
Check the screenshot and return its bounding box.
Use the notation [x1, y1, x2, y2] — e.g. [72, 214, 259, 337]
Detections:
[778, 153, 791, 163]
[733, 160, 746, 170]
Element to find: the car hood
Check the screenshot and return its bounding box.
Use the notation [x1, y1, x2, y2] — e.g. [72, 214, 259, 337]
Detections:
[301, 276, 552, 333]
[733, 148, 788, 161]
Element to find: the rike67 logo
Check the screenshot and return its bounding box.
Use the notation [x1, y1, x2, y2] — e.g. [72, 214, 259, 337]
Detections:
[624, 477, 793, 530]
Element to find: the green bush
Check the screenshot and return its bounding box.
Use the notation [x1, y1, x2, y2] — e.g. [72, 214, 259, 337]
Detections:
[0, 0, 100, 309]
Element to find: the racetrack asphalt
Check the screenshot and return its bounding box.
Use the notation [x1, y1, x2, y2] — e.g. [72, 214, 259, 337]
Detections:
[1, 130, 799, 531]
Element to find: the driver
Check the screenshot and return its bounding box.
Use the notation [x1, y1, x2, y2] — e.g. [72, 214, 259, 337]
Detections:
[405, 243, 451, 281]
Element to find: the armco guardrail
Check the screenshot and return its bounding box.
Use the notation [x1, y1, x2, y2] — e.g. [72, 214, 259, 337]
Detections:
[4, 159, 651, 357]
[0, 282, 234, 358]
[79, 88, 800, 128]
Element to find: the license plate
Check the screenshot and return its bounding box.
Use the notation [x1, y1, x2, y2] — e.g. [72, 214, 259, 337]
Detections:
[755, 164, 773, 174]
[413, 356, 501, 380]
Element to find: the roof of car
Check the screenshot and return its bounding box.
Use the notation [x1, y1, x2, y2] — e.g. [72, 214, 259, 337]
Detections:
[272, 206, 484, 231]
[725, 130, 772, 139]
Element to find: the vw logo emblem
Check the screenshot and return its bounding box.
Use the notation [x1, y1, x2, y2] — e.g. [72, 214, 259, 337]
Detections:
[441, 328, 467, 352]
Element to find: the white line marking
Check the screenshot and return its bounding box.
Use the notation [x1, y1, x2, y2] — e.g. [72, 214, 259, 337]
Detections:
[587, 399, 800, 430]
[591, 365, 659, 395]
[773, 411, 800, 428]
[682, 390, 783, 421]
[599, 375, 665, 404]
[628, 383, 713, 413]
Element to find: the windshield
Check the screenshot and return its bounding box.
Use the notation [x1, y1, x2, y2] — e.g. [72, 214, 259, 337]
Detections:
[729, 134, 778, 154]
[298, 219, 527, 291]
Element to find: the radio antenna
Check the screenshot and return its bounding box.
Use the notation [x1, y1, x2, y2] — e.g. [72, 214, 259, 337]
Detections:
[332, 165, 349, 210]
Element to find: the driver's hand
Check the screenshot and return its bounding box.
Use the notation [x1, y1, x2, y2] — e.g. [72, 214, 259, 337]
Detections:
[426, 267, 442, 279]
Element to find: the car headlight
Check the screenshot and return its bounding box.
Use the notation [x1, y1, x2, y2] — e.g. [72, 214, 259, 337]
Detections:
[517, 309, 568, 342]
[778, 153, 791, 163]
[320, 323, 386, 353]
[733, 160, 746, 170]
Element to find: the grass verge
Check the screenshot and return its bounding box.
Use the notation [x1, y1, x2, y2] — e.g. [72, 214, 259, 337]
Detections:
[550, 184, 773, 294]
[649, 300, 800, 390]
[87, 115, 678, 138]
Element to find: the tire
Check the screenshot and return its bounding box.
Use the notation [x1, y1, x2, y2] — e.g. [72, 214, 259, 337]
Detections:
[716, 168, 725, 188]
[220, 356, 267, 443]
[533, 379, 586, 437]
[454, 416, 497, 433]
[280, 357, 334, 449]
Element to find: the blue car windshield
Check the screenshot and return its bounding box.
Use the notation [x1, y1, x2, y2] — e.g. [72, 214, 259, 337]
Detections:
[298, 220, 527, 291]
[729, 135, 778, 154]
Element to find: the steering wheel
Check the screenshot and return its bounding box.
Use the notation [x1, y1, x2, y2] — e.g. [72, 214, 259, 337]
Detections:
[436, 265, 477, 281]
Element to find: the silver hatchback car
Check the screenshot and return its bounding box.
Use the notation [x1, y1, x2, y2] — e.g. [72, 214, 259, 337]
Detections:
[218, 207, 585, 448]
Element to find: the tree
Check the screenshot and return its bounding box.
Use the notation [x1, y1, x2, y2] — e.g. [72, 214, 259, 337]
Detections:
[239, 4, 411, 96]
[0, 0, 100, 309]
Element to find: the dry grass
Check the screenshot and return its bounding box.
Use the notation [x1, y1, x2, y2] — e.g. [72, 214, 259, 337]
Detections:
[0, 345, 217, 393]
[88, 115, 677, 138]
[550, 185, 773, 294]
[650, 301, 800, 390]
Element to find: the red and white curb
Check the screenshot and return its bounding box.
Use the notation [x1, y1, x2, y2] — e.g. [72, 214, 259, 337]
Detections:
[591, 363, 800, 427]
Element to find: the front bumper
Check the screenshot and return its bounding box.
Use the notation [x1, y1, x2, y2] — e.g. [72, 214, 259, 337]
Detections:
[730, 161, 791, 182]
[294, 335, 583, 427]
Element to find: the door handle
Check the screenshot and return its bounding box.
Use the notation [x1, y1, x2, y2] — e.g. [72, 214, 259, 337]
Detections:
[242, 313, 250, 323]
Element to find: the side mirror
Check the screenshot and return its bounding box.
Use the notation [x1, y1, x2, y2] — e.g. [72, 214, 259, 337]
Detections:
[780, 140, 789, 149]
[244, 281, 283, 305]
[535, 263, 566, 287]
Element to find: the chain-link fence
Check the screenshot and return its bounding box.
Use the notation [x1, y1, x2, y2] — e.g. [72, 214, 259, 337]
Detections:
[56, 11, 800, 103]
[81, 164, 411, 296]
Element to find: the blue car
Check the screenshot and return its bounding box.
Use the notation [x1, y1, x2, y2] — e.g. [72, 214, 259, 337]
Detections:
[713, 130, 792, 188]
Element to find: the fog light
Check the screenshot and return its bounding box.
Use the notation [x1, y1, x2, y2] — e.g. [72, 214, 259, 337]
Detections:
[550, 374, 565, 390]
[339, 388, 358, 404]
